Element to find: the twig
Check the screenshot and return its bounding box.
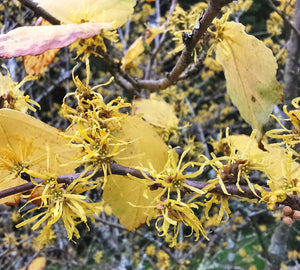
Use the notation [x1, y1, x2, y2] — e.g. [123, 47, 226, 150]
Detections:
[133, 0, 234, 91]
[144, 0, 177, 80]
[17, 0, 60, 25]
[91, 0, 234, 92]
[0, 163, 151, 200]
[94, 215, 182, 265]
[1, 162, 300, 211]
[283, 0, 300, 103]
[144, 32, 172, 80]
[266, 0, 300, 38]
[155, 0, 161, 49]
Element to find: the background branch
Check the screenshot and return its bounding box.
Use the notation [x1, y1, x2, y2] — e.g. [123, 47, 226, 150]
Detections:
[266, 0, 300, 38]
[283, 0, 300, 103]
[92, 0, 234, 92]
[18, 0, 61, 25]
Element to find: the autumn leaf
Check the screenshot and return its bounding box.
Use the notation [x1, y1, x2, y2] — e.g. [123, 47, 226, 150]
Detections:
[0, 23, 111, 58]
[34, 0, 136, 28]
[121, 36, 144, 70]
[19, 257, 46, 270]
[227, 134, 300, 189]
[0, 0, 136, 59]
[0, 109, 79, 205]
[23, 19, 60, 75]
[23, 48, 59, 75]
[103, 116, 169, 230]
[215, 22, 283, 138]
[133, 95, 179, 130]
[122, 27, 163, 70]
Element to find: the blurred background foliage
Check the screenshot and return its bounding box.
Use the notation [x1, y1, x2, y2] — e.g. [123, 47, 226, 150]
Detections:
[0, 0, 299, 269]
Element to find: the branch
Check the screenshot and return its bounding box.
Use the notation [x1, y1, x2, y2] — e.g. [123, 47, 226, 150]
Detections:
[185, 179, 262, 199]
[266, 0, 300, 39]
[0, 163, 149, 200]
[93, 0, 233, 92]
[1, 162, 300, 211]
[18, 0, 61, 25]
[283, 0, 300, 103]
[188, 180, 300, 211]
[144, 0, 177, 80]
[134, 0, 234, 91]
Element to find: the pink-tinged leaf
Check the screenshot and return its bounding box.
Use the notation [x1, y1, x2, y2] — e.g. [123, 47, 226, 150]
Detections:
[0, 22, 112, 59]
[23, 18, 60, 75]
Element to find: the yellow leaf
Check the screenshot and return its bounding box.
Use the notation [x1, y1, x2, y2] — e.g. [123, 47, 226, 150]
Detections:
[19, 257, 46, 270]
[35, 0, 136, 28]
[103, 175, 162, 231]
[121, 37, 144, 70]
[103, 116, 169, 230]
[115, 115, 169, 170]
[23, 48, 59, 75]
[227, 134, 300, 189]
[121, 27, 163, 70]
[0, 109, 78, 204]
[215, 22, 283, 138]
[23, 19, 60, 75]
[133, 96, 179, 130]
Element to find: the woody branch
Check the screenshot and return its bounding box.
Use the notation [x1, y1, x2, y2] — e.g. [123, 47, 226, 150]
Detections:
[1, 162, 300, 211]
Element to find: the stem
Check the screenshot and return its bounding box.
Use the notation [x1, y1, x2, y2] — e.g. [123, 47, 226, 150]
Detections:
[266, 0, 300, 39]
[93, 0, 234, 92]
[18, 0, 61, 25]
[283, 0, 300, 103]
[1, 163, 300, 211]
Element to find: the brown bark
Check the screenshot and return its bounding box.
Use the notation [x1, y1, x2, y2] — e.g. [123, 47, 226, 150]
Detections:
[264, 223, 289, 270]
[283, 0, 300, 104]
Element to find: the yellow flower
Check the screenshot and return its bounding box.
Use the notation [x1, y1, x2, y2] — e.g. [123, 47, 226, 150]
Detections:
[144, 148, 206, 199]
[266, 97, 300, 150]
[145, 244, 156, 256]
[202, 193, 231, 225]
[130, 4, 155, 22]
[166, 2, 207, 54]
[239, 248, 246, 257]
[228, 0, 253, 13]
[267, 12, 284, 36]
[0, 137, 45, 204]
[32, 225, 56, 250]
[203, 130, 261, 197]
[94, 251, 103, 263]
[156, 250, 170, 270]
[11, 211, 20, 223]
[62, 65, 131, 187]
[259, 224, 266, 231]
[0, 138, 35, 176]
[2, 233, 18, 246]
[0, 66, 39, 113]
[154, 198, 207, 247]
[256, 149, 300, 210]
[130, 148, 208, 246]
[17, 180, 100, 240]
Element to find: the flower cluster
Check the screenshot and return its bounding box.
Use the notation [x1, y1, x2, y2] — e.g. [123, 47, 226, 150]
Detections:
[266, 0, 294, 36]
[62, 63, 131, 187]
[134, 148, 207, 247]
